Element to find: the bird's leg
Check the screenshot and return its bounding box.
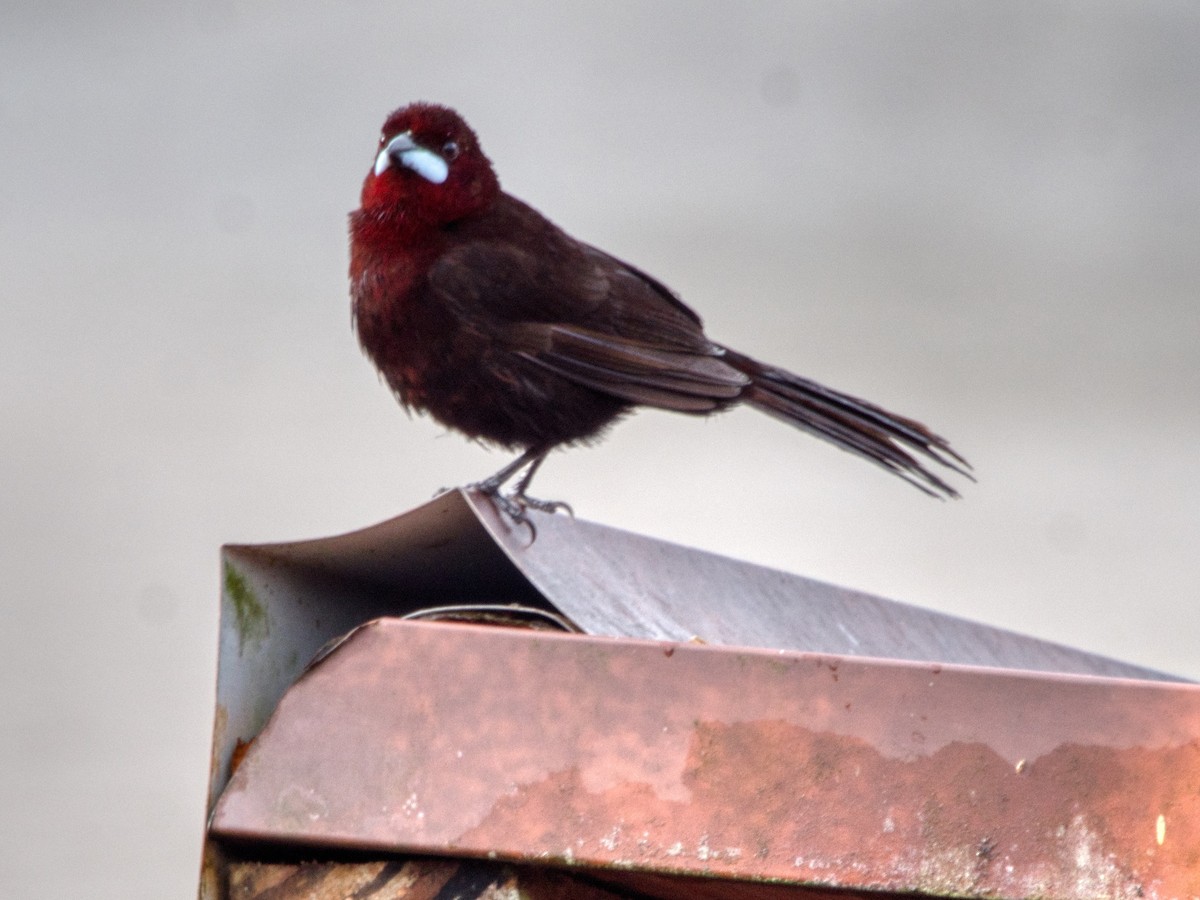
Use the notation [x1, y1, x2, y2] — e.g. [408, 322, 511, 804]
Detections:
[472, 447, 544, 497]
[509, 453, 573, 517]
[469, 447, 572, 526]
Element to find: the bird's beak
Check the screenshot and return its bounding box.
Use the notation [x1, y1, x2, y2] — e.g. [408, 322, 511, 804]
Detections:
[374, 131, 449, 184]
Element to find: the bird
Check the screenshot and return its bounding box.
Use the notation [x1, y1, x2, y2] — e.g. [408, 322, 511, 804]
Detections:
[349, 102, 970, 521]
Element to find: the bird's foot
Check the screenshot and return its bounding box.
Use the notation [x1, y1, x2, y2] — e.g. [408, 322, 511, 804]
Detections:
[464, 447, 573, 539]
[468, 481, 572, 542]
[513, 493, 574, 517]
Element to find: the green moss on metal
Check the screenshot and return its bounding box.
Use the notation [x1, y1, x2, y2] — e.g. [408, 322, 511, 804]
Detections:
[224, 561, 268, 651]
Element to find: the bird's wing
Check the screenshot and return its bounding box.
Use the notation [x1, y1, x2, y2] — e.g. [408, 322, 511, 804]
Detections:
[507, 321, 748, 412]
[576, 242, 704, 328]
[426, 239, 749, 412]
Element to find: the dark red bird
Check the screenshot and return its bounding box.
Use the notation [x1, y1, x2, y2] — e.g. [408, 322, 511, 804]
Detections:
[350, 103, 969, 517]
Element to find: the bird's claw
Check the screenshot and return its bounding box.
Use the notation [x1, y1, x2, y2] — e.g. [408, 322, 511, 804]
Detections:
[486, 489, 527, 521]
[468, 481, 572, 542]
[483, 490, 540, 542]
[516, 495, 574, 517]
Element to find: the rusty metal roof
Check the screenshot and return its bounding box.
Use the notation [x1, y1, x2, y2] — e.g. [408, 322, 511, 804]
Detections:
[210, 617, 1200, 897]
[206, 489, 1196, 897]
[209, 490, 1177, 804]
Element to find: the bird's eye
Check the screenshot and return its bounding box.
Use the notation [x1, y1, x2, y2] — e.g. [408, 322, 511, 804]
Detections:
[442, 140, 460, 161]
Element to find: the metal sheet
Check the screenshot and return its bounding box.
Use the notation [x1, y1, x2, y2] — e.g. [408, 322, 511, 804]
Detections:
[464, 493, 1178, 680]
[210, 618, 1200, 899]
[207, 490, 1179, 812]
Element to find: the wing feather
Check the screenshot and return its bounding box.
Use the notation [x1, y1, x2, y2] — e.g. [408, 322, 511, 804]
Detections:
[426, 218, 748, 412]
[508, 322, 748, 411]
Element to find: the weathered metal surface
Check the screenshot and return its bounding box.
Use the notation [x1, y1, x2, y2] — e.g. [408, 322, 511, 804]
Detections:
[466, 492, 1179, 682]
[211, 618, 1200, 899]
[226, 859, 437, 899]
[224, 857, 637, 899]
[205, 491, 1191, 898]
[208, 490, 1179, 808]
[208, 491, 542, 810]
[223, 856, 897, 899]
[228, 488, 1179, 679]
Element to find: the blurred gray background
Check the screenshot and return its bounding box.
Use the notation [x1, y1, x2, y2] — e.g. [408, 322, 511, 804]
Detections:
[4, 2, 1198, 895]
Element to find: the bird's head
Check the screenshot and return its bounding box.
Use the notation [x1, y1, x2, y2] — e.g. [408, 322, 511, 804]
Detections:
[358, 103, 499, 228]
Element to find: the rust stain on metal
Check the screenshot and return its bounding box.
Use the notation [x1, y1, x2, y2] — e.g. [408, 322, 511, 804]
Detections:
[228, 737, 253, 777]
[223, 857, 646, 899]
[223, 855, 897, 899]
[198, 843, 224, 900]
[210, 619, 1200, 898]
[209, 703, 228, 785]
[226, 858, 453, 899]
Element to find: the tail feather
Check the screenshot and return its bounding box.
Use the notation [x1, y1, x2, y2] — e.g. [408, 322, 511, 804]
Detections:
[723, 348, 972, 499]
